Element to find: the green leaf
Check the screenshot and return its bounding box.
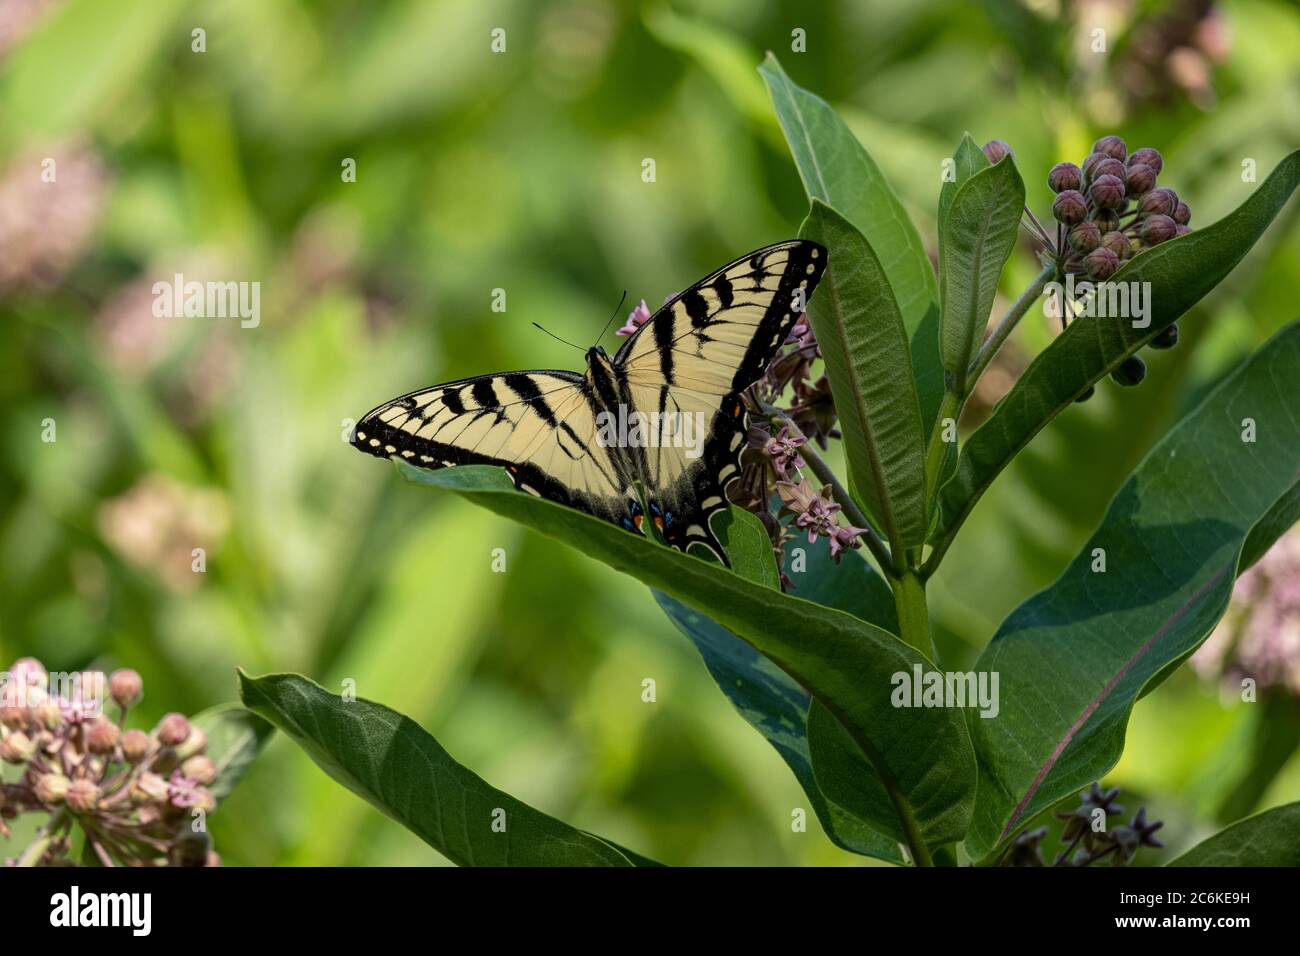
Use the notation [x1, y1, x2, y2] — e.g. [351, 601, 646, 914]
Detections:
[937, 149, 1300, 542]
[964, 321, 1300, 861]
[653, 593, 905, 863]
[938, 155, 1025, 391]
[1170, 803, 1300, 866]
[191, 703, 274, 805]
[800, 200, 929, 549]
[238, 671, 644, 866]
[395, 460, 977, 856]
[759, 53, 944, 428]
[713, 505, 780, 589]
[937, 133, 991, 233]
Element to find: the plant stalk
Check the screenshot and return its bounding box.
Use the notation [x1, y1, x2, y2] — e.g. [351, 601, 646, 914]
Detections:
[892, 568, 934, 660]
[966, 262, 1058, 388]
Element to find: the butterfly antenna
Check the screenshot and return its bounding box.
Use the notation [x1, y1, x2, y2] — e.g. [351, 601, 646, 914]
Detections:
[532, 322, 586, 353]
[596, 290, 628, 346]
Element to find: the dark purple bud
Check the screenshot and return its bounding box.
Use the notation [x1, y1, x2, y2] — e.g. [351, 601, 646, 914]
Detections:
[1140, 214, 1177, 245]
[1093, 157, 1127, 183]
[1048, 162, 1082, 193]
[1093, 135, 1127, 161]
[1110, 354, 1147, 386]
[982, 139, 1014, 164]
[1090, 208, 1120, 233]
[1089, 174, 1126, 210]
[1125, 163, 1157, 195]
[1101, 231, 1129, 258]
[1052, 189, 1088, 224]
[1173, 201, 1191, 225]
[1068, 220, 1102, 254]
[1074, 384, 1096, 403]
[1084, 246, 1120, 279]
[1081, 152, 1108, 181]
[1128, 147, 1163, 174]
[1175, 224, 1191, 237]
[1150, 322, 1179, 349]
[1140, 187, 1178, 217]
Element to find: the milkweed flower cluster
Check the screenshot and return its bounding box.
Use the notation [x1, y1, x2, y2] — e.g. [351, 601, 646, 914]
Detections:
[1002, 783, 1164, 866]
[1193, 529, 1300, 697]
[1, 658, 222, 867]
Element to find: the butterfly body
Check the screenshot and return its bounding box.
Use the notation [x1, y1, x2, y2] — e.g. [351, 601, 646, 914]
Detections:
[352, 240, 827, 565]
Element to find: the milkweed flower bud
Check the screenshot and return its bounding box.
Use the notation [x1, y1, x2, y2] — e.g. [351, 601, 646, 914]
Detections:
[1048, 162, 1081, 192]
[157, 712, 191, 747]
[10, 658, 48, 690]
[1140, 187, 1178, 217]
[1074, 384, 1096, 404]
[174, 724, 207, 760]
[1092, 157, 1127, 183]
[109, 669, 143, 709]
[1140, 214, 1178, 245]
[1125, 164, 1157, 195]
[35, 701, 63, 731]
[1081, 152, 1107, 181]
[1053, 190, 1088, 224]
[121, 728, 150, 763]
[982, 139, 1014, 164]
[34, 772, 69, 805]
[1084, 246, 1120, 279]
[85, 717, 120, 755]
[1068, 221, 1102, 254]
[0, 704, 27, 729]
[1090, 209, 1121, 233]
[1173, 201, 1191, 225]
[131, 770, 170, 806]
[0, 731, 35, 763]
[1111, 354, 1148, 386]
[1128, 147, 1163, 174]
[1093, 135, 1127, 161]
[66, 778, 102, 814]
[1089, 174, 1126, 210]
[1175, 224, 1191, 237]
[1101, 231, 1130, 258]
[180, 755, 217, 786]
[1150, 323, 1180, 349]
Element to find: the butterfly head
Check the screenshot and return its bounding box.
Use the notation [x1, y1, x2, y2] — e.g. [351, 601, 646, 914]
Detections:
[586, 344, 613, 371]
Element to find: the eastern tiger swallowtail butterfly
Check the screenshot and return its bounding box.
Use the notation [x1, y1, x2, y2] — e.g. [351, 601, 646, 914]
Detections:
[350, 239, 827, 566]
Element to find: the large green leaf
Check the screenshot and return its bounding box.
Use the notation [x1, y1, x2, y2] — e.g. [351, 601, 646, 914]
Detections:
[394, 461, 976, 858]
[238, 671, 644, 866]
[191, 703, 274, 805]
[800, 201, 928, 550]
[1169, 803, 1300, 866]
[655, 528, 904, 862]
[653, 594, 904, 863]
[965, 321, 1300, 860]
[759, 53, 944, 429]
[938, 156, 1025, 391]
[936, 150, 1300, 543]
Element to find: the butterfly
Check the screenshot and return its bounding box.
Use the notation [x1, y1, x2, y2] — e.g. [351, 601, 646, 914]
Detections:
[350, 239, 827, 566]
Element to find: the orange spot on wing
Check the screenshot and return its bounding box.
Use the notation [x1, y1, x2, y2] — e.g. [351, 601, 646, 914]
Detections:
[654, 516, 665, 531]
[634, 515, 644, 531]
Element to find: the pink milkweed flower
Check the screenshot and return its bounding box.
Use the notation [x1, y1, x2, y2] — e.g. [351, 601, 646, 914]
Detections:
[616, 298, 653, 337]
[763, 426, 807, 479]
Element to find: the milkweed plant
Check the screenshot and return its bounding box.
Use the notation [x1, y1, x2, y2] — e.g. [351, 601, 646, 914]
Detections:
[237, 56, 1300, 865]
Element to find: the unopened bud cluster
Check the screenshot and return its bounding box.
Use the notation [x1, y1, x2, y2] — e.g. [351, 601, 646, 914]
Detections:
[1047, 135, 1192, 395]
[1, 658, 221, 867]
[1002, 783, 1164, 866]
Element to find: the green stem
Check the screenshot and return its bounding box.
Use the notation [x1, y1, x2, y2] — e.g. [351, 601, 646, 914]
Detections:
[923, 388, 962, 509]
[966, 262, 1057, 388]
[892, 568, 934, 660]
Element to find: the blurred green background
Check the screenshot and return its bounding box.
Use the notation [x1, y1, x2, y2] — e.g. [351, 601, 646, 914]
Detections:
[1, 0, 1298, 865]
